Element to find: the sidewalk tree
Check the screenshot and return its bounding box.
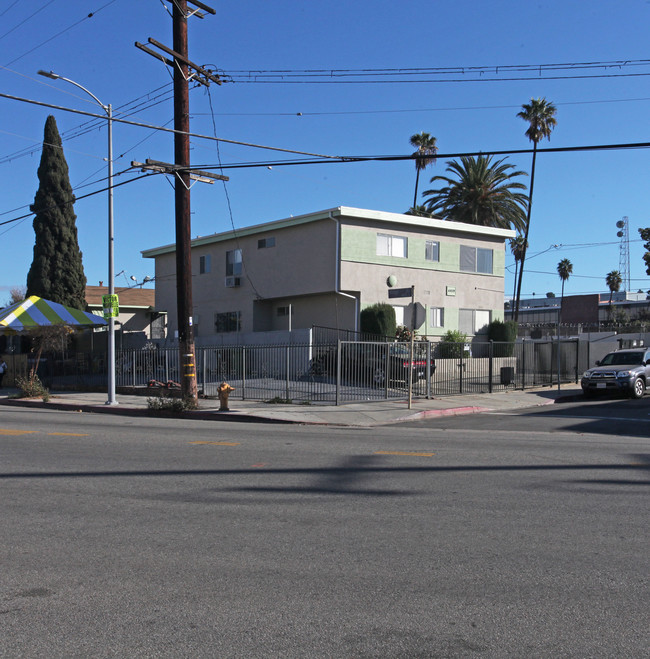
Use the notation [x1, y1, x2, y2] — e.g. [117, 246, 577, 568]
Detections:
[26, 115, 87, 310]
[409, 131, 438, 209]
[514, 97, 558, 322]
[423, 155, 527, 232]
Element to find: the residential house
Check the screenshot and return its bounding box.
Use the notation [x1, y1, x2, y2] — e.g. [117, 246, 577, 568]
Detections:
[142, 207, 514, 343]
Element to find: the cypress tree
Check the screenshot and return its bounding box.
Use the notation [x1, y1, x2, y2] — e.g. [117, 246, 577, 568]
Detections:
[26, 115, 87, 309]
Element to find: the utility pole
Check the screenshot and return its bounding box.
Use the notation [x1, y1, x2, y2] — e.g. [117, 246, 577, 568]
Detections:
[135, 0, 221, 403]
[173, 0, 196, 401]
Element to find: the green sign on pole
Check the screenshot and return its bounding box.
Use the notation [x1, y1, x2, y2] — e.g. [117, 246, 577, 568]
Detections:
[102, 294, 119, 319]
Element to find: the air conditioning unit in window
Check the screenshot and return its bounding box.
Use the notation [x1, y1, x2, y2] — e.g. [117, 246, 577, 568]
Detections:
[224, 276, 241, 288]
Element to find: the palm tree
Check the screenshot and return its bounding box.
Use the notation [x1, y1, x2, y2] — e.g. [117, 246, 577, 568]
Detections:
[557, 258, 573, 331]
[405, 204, 434, 218]
[409, 131, 438, 209]
[423, 155, 528, 232]
[509, 235, 528, 309]
[514, 97, 558, 322]
[605, 270, 622, 317]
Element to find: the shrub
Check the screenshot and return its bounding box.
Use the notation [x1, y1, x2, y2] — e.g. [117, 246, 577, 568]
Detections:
[147, 395, 198, 414]
[487, 320, 518, 357]
[360, 303, 396, 339]
[15, 375, 50, 402]
[438, 330, 469, 358]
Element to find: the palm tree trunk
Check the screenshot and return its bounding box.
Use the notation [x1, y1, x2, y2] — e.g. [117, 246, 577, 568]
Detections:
[514, 142, 538, 322]
[512, 261, 519, 314]
[413, 166, 421, 209]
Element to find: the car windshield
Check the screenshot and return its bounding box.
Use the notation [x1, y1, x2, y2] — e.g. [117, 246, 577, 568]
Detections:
[599, 352, 645, 366]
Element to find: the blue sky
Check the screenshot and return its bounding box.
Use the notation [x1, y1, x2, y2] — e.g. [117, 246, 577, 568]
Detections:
[1, 0, 649, 306]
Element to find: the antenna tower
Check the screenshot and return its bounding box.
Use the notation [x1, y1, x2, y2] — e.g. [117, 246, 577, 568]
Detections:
[616, 216, 630, 292]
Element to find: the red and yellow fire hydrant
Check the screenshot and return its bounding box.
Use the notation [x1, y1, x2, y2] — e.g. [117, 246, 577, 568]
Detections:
[217, 382, 234, 411]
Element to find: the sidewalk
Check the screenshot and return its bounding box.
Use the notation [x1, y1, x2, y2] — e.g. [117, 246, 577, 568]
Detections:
[0, 384, 584, 427]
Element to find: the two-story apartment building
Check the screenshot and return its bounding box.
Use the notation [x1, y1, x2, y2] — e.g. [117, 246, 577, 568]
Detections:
[142, 207, 514, 342]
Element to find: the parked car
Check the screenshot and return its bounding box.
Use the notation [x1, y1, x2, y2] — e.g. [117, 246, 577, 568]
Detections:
[342, 342, 435, 387]
[581, 348, 650, 398]
[308, 342, 435, 387]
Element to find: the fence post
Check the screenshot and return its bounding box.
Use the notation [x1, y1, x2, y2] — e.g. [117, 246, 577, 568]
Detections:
[242, 347, 246, 400]
[336, 340, 341, 406]
[286, 345, 290, 401]
[521, 339, 526, 390]
[488, 340, 494, 393]
[132, 350, 136, 388]
[384, 342, 389, 400]
[426, 341, 432, 399]
[459, 347, 464, 394]
[165, 349, 169, 383]
[575, 338, 580, 383]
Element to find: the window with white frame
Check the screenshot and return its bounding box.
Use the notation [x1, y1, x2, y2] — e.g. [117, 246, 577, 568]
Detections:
[377, 233, 407, 258]
[430, 307, 444, 328]
[459, 309, 491, 334]
[460, 245, 493, 274]
[425, 240, 440, 262]
[226, 249, 242, 276]
[199, 254, 211, 274]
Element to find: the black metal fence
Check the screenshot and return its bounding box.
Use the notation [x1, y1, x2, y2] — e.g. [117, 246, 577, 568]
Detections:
[9, 338, 585, 404]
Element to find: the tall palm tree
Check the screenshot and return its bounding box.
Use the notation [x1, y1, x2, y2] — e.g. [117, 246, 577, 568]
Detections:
[605, 270, 622, 315]
[514, 97, 558, 322]
[509, 234, 528, 309]
[557, 258, 573, 331]
[410, 131, 438, 209]
[423, 155, 528, 232]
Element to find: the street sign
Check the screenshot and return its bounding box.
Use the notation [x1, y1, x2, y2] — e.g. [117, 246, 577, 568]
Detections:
[388, 286, 413, 299]
[102, 294, 119, 319]
[413, 302, 426, 328]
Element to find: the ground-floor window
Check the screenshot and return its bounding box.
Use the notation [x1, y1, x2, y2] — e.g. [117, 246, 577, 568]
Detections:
[215, 310, 241, 333]
[430, 307, 444, 328]
[459, 308, 491, 334]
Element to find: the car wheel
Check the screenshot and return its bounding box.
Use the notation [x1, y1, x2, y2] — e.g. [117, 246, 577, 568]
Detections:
[372, 367, 386, 387]
[631, 377, 645, 399]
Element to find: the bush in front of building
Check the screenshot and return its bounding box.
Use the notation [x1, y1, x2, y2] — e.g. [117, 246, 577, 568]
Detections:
[487, 320, 518, 357]
[360, 303, 396, 340]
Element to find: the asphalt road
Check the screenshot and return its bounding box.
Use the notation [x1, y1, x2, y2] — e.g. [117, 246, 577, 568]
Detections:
[1, 404, 648, 658]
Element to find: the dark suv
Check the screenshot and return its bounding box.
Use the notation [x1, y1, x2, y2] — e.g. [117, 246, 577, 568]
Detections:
[581, 348, 650, 398]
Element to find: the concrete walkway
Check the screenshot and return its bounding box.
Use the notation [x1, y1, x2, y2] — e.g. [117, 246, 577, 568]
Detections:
[0, 384, 584, 427]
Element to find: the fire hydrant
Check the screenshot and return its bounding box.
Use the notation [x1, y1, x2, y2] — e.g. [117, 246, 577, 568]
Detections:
[217, 382, 234, 411]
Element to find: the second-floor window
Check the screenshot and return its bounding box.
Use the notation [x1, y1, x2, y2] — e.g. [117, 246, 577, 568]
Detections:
[199, 254, 211, 274]
[226, 249, 242, 276]
[425, 240, 440, 262]
[377, 233, 407, 258]
[460, 245, 493, 274]
[215, 310, 241, 333]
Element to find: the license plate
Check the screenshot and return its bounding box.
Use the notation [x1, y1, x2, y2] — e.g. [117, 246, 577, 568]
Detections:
[597, 382, 606, 389]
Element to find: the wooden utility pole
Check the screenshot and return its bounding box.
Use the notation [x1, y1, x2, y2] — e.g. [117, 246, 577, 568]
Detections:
[135, 0, 220, 403]
[172, 0, 196, 401]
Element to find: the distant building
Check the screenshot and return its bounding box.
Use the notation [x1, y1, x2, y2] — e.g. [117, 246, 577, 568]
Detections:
[506, 291, 650, 336]
[85, 286, 165, 341]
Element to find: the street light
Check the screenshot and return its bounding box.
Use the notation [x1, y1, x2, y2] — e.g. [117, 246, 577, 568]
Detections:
[37, 70, 117, 405]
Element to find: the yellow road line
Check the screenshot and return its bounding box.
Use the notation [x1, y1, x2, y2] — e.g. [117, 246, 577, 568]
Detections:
[47, 433, 89, 437]
[374, 450, 435, 457]
[190, 441, 241, 446]
[0, 429, 37, 436]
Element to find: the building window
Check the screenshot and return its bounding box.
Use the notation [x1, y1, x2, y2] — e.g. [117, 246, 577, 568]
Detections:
[459, 309, 491, 334]
[215, 311, 241, 333]
[460, 245, 493, 274]
[430, 307, 444, 328]
[377, 233, 407, 258]
[277, 306, 294, 317]
[425, 240, 440, 262]
[258, 237, 275, 249]
[199, 254, 211, 274]
[392, 306, 405, 326]
[226, 249, 242, 276]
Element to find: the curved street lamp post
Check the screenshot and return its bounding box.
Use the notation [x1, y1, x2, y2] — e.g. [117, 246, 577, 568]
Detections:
[37, 70, 117, 405]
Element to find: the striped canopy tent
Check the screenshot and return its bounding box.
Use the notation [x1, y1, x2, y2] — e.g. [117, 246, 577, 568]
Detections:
[0, 296, 107, 333]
